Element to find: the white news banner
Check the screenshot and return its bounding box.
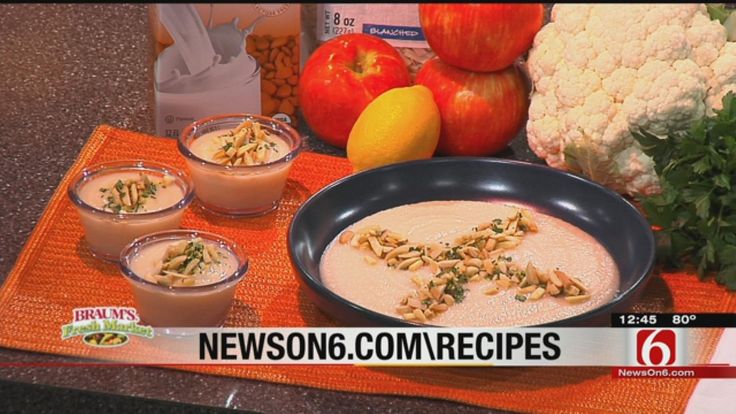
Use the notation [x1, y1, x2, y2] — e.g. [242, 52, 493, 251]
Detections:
[60, 326, 712, 366]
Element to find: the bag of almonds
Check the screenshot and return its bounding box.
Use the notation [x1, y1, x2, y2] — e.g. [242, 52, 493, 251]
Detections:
[150, 4, 301, 138]
[316, 4, 434, 78]
[246, 33, 299, 125]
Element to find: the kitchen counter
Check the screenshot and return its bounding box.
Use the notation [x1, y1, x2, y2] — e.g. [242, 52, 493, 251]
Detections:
[0, 4, 537, 413]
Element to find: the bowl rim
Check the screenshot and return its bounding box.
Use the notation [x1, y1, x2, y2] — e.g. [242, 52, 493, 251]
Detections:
[119, 229, 249, 293]
[288, 156, 656, 327]
[67, 160, 195, 219]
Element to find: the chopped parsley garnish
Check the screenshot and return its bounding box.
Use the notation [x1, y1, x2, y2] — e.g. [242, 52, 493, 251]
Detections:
[445, 246, 463, 260]
[443, 277, 468, 303]
[99, 174, 162, 213]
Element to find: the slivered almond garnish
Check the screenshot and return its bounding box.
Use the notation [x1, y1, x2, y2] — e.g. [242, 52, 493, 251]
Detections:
[437, 259, 460, 269]
[430, 285, 445, 300]
[100, 173, 164, 214]
[340, 207, 593, 324]
[385, 244, 413, 261]
[164, 255, 187, 270]
[564, 285, 581, 296]
[484, 285, 500, 295]
[430, 303, 448, 312]
[497, 278, 512, 289]
[428, 244, 444, 259]
[546, 282, 561, 296]
[338, 231, 354, 244]
[129, 183, 139, 206]
[211, 120, 280, 166]
[571, 276, 589, 292]
[554, 270, 574, 288]
[442, 294, 455, 306]
[565, 295, 591, 304]
[465, 266, 479, 276]
[408, 259, 424, 272]
[525, 263, 540, 285]
[548, 271, 564, 288]
[482, 258, 495, 273]
[413, 308, 427, 322]
[150, 238, 223, 287]
[406, 297, 423, 309]
[518, 285, 538, 294]
[368, 236, 383, 257]
[398, 250, 422, 259]
[529, 287, 546, 300]
[396, 305, 412, 314]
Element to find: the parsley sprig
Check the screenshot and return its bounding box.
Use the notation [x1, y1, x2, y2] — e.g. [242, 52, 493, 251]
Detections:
[633, 92, 736, 289]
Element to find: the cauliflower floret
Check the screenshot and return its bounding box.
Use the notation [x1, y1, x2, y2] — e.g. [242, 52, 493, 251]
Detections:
[590, 50, 619, 78]
[579, 91, 617, 140]
[555, 68, 601, 107]
[643, 26, 692, 62]
[708, 42, 736, 110]
[527, 116, 565, 167]
[708, 84, 736, 111]
[623, 60, 706, 135]
[551, 4, 592, 33]
[526, 3, 736, 195]
[687, 14, 727, 66]
[527, 25, 567, 82]
[564, 32, 598, 70]
[614, 147, 660, 196]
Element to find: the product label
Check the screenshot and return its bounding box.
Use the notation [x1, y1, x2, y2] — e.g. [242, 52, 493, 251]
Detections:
[318, 4, 429, 49]
[362, 23, 425, 42]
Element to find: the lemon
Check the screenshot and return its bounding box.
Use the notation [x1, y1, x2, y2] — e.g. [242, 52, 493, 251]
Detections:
[347, 85, 441, 172]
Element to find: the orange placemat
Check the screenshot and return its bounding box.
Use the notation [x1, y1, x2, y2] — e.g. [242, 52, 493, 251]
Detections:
[1, 125, 734, 413]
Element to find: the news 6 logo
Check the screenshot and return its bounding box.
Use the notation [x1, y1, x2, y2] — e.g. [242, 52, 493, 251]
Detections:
[631, 329, 685, 366]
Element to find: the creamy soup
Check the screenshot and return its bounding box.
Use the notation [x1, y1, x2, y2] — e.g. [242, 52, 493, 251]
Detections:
[190, 130, 290, 164]
[78, 172, 184, 213]
[183, 122, 295, 215]
[320, 201, 620, 327]
[73, 170, 188, 260]
[126, 238, 240, 327]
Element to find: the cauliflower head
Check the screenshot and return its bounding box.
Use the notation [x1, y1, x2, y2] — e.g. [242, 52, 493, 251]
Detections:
[526, 4, 736, 195]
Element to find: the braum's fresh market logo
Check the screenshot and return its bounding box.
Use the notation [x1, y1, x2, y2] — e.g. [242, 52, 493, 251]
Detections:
[61, 307, 154, 348]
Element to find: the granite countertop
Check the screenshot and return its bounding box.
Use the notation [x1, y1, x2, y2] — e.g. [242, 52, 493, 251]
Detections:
[0, 4, 534, 413]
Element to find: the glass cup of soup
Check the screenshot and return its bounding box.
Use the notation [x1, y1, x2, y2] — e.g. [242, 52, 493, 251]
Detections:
[119, 229, 248, 327]
[68, 160, 194, 261]
[178, 114, 302, 216]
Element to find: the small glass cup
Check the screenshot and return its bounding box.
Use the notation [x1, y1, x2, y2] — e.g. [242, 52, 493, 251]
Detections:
[68, 160, 194, 261]
[119, 229, 248, 327]
[178, 113, 303, 216]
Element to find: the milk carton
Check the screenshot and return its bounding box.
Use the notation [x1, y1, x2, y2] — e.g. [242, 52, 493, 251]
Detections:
[150, 4, 301, 138]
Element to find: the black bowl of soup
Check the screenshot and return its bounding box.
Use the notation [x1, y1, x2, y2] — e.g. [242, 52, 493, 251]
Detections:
[288, 158, 655, 327]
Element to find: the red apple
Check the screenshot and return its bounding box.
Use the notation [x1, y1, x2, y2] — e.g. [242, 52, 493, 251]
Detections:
[419, 4, 544, 72]
[416, 57, 528, 156]
[299, 34, 411, 148]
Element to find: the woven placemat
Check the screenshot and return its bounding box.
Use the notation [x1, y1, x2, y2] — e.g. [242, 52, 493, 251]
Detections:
[0, 125, 733, 413]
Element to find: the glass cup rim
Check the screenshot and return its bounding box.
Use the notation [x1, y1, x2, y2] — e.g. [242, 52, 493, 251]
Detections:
[177, 113, 303, 170]
[119, 229, 249, 293]
[67, 160, 195, 219]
